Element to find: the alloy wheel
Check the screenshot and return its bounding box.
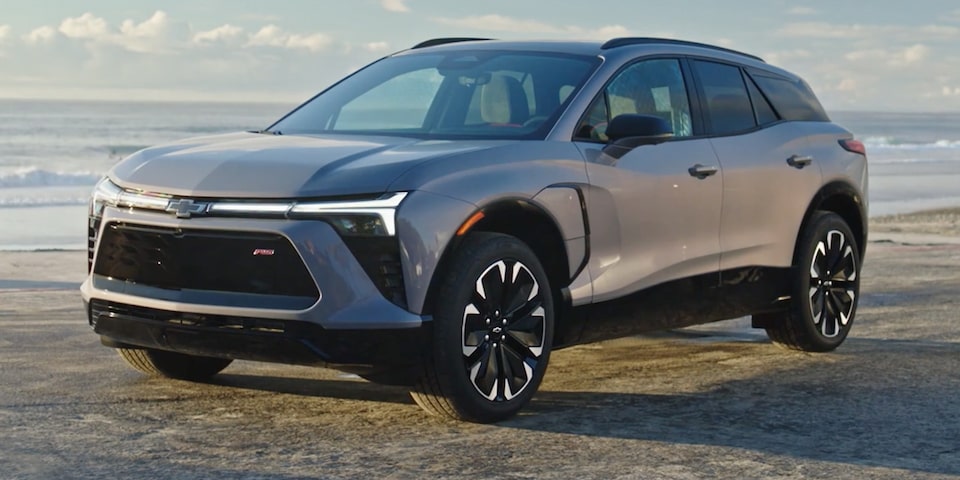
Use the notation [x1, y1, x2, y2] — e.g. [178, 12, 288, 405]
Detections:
[808, 229, 858, 338]
[461, 259, 546, 401]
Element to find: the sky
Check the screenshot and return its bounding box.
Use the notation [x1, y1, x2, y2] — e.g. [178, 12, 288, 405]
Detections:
[1, 1, 959, 112]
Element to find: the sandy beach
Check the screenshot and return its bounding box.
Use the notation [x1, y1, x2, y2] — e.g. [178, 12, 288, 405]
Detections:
[1, 209, 958, 478]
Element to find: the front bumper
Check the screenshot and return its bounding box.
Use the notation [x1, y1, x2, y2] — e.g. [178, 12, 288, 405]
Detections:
[82, 207, 428, 367]
[89, 299, 426, 368]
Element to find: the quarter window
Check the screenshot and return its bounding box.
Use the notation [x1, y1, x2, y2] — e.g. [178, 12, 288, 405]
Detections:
[750, 73, 829, 122]
[576, 58, 692, 141]
[746, 76, 779, 125]
[692, 60, 756, 135]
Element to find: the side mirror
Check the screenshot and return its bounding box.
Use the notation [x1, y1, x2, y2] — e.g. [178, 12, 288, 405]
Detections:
[602, 114, 674, 159]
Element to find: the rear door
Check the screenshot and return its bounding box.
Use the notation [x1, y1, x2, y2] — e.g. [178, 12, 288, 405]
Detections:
[691, 60, 823, 270]
[574, 58, 723, 301]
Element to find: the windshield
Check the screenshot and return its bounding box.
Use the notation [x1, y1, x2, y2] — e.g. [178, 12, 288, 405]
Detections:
[268, 51, 600, 139]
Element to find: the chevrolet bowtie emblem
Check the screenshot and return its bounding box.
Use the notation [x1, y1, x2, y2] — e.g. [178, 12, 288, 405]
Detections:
[165, 199, 209, 218]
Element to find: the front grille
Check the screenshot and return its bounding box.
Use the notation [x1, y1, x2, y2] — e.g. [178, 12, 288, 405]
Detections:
[93, 223, 318, 299]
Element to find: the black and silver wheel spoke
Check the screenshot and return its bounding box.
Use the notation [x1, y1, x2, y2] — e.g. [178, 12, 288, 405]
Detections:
[462, 259, 545, 401]
[808, 230, 858, 338]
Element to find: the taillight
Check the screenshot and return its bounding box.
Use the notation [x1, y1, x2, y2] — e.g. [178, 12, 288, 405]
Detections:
[839, 138, 866, 155]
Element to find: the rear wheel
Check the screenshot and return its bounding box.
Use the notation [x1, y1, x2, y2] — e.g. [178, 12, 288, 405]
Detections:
[116, 348, 232, 381]
[762, 211, 861, 352]
[411, 232, 554, 423]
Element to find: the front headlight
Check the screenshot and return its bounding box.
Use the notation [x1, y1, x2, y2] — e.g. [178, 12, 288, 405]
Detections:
[90, 178, 122, 217]
[89, 178, 171, 216]
[287, 192, 406, 236]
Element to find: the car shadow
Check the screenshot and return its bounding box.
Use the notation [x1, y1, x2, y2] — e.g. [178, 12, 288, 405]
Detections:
[503, 337, 960, 476]
[197, 335, 958, 475]
[211, 373, 413, 405]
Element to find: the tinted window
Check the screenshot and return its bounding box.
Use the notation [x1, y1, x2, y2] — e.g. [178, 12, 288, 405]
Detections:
[575, 58, 692, 141]
[746, 76, 778, 125]
[270, 52, 599, 139]
[693, 60, 756, 135]
[750, 73, 829, 122]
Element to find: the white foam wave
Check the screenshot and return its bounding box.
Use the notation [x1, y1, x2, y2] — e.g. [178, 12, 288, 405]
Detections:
[863, 136, 960, 150]
[0, 168, 101, 188]
[0, 196, 88, 207]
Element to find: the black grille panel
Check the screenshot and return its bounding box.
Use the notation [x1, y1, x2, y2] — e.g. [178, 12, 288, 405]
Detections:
[88, 215, 101, 273]
[93, 223, 318, 299]
[342, 237, 406, 307]
[90, 299, 288, 334]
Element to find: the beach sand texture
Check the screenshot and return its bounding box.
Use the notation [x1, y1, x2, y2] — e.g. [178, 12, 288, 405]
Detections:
[1, 209, 958, 478]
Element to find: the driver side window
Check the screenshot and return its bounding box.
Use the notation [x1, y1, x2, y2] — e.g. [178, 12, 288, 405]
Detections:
[576, 59, 692, 141]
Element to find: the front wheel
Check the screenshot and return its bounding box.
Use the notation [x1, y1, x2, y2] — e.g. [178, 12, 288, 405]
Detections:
[762, 211, 861, 352]
[411, 233, 554, 423]
[116, 348, 232, 381]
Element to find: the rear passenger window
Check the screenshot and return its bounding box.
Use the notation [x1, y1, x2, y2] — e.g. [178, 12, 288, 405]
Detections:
[692, 60, 756, 135]
[693, 61, 757, 135]
[746, 76, 778, 125]
[750, 73, 829, 122]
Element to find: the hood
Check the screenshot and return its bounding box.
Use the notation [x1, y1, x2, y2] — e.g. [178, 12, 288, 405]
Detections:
[109, 132, 504, 198]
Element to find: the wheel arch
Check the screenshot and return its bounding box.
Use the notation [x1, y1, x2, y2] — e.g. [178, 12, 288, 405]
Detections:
[422, 197, 578, 346]
[797, 181, 868, 260]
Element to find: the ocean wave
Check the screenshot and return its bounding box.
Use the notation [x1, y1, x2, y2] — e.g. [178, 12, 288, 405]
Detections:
[863, 136, 960, 150]
[0, 196, 89, 207]
[0, 168, 101, 188]
[89, 144, 150, 159]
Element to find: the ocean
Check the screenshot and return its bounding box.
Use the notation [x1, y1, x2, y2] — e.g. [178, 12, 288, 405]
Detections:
[1, 99, 958, 251]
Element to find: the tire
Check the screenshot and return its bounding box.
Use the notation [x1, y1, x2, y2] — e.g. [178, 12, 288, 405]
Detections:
[116, 348, 232, 381]
[762, 211, 861, 352]
[411, 232, 554, 422]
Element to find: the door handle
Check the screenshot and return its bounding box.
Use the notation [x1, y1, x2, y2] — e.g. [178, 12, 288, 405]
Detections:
[787, 155, 813, 169]
[688, 164, 718, 179]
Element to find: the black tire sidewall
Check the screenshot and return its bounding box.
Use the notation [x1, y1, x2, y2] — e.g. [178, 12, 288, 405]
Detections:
[792, 212, 861, 351]
[431, 233, 554, 422]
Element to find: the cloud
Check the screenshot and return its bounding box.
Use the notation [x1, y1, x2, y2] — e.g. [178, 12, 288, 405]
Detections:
[764, 48, 812, 65]
[845, 43, 929, 67]
[901, 43, 929, 63]
[431, 14, 629, 39]
[23, 26, 57, 45]
[193, 24, 244, 44]
[835, 78, 858, 92]
[381, 0, 410, 13]
[120, 10, 168, 39]
[247, 25, 332, 52]
[0, 24, 9, 42]
[56, 11, 176, 53]
[787, 7, 818, 15]
[942, 86, 960, 96]
[364, 41, 391, 52]
[779, 21, 960, 41]
[779, 22, 871, 39]
[433, 14, 557, 33]
[59, 13, 109, 40]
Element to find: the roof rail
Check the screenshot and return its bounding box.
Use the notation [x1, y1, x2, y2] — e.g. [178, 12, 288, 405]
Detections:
[601, 37, 765, 63]
[411, 37, 492, 49]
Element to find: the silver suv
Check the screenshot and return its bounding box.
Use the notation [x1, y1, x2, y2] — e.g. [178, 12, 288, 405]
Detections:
[82, 37, 868, 422]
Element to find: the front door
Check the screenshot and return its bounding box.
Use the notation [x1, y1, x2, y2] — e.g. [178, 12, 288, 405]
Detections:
[574, 58, 723, 302]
